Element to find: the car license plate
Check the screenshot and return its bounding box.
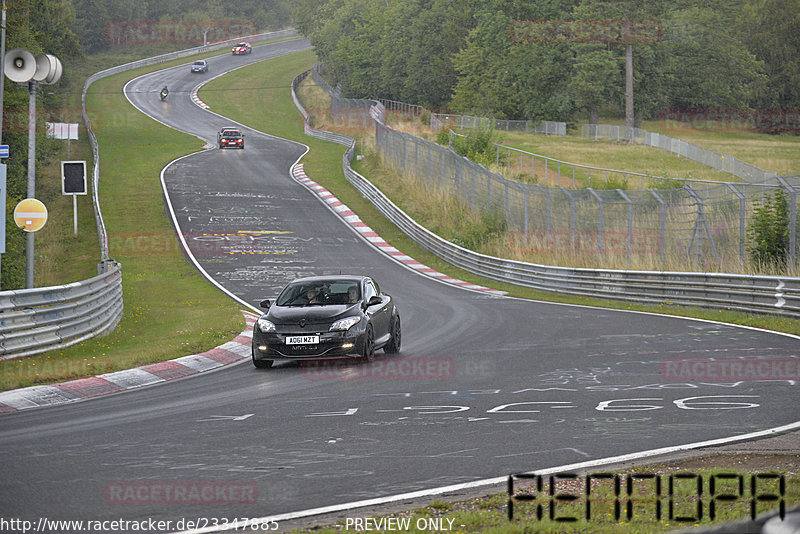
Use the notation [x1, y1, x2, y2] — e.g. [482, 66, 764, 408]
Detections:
[286, 335, 319, 345]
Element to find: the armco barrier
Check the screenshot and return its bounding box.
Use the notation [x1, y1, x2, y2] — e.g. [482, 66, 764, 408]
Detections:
[0, 30, 299, 361]
[292, 70, 800, 319]
[0, 262, 123, 360]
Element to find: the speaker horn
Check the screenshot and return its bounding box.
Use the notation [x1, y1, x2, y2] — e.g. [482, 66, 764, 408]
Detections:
[42, 54, 62, 85]
[3, 48, 36, 83]
[32, 53, 53, 82]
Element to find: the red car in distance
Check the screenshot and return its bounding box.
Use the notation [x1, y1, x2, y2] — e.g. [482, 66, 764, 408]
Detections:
[232, 42, 252, 55]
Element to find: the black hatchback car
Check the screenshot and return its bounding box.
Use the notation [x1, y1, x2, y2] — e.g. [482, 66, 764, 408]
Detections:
[252, 276, 400, 368]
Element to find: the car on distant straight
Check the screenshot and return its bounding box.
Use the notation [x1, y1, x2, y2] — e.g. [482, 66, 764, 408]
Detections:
[252, 275, 401, 369]
[232, 42, 252, 55]
[217, 127, 244, 149]
[190, 60, 208, 73]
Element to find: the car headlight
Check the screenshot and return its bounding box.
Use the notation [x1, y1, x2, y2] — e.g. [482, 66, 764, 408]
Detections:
[256, 318, 276, 333]
[330, 316, 361, 331]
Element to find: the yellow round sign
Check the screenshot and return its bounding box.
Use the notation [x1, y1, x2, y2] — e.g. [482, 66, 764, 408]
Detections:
[14, 198, 48, 232]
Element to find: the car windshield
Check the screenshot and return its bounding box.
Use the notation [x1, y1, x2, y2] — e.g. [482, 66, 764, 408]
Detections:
[193, 61, 204, 66]
[222, 130, 241, 136]
[276, 281, 360, 307]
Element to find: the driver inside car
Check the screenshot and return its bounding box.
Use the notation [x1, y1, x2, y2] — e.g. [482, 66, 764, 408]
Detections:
[305, 287, 321, 304]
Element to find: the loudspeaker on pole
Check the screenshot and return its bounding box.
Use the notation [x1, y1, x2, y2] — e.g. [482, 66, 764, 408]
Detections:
[3, 47, 36, 83]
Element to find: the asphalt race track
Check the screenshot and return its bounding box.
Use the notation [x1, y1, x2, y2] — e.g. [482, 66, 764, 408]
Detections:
[1, 38, 798, 530]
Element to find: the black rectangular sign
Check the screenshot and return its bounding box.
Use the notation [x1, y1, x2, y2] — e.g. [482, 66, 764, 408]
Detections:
[62, 161, 87, 195]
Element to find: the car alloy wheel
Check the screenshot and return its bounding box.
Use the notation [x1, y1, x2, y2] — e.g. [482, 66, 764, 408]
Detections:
[363, 325, 375, 362]
[384, 316, 401, 354]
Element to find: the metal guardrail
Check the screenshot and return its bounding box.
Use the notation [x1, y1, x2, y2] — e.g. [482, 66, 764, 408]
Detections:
[292, 70, 800, 319]
[0, 30, 299, 361]
[0, 263, 123, 359]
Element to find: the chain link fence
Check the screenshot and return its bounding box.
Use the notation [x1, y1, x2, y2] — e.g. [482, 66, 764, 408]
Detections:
[581, 124, 785, 185]
[377, 122, 799, 269]
[432, 113, 566, 135]
[308, 64, 798, 270]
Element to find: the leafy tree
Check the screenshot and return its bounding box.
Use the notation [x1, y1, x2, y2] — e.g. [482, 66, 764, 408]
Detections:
[664, 3, 766, 111]
[738, 0, 800, 110]
[568, 46, 619, 124]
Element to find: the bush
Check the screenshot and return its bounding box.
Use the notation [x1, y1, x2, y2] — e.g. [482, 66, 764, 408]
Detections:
[748, 189, 792, 268]
[448, 126, 496, 166]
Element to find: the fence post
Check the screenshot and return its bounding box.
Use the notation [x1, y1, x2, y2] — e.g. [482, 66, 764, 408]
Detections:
[536, 184, 552, 234]
[441, 147, 446, 189]
[618, 189, 633, 266]
[471, 164, 476, 209]
[523, 185, 529, 233]
[504, 179, 510, 228]
[778, 176, 797, 268]
[649, 190, 666, 264]
[726, 183, 746, 264]
[427, 142, 432, 188]
[589, 188, 604, 257]
[561, 187, 576, 253]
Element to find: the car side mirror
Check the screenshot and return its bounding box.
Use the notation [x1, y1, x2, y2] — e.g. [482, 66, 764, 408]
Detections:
[367, 296, 382, 307]
[259, 299, 271, 309]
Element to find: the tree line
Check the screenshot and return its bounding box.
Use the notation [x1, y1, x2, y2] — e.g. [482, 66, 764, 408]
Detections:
[293, 0, 800, 125]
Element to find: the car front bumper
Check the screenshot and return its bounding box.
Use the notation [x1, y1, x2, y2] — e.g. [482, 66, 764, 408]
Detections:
[252, 328, 366, 361]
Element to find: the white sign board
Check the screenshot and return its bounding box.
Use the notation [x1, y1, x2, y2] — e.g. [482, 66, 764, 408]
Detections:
[46, 122, 79, 140]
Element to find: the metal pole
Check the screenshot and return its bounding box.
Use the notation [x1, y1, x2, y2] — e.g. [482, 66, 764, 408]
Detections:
[0, 0, 6, 288]
[618, 190, 633, 265]
[73, 194, 78, 235]
[26, 81, 37, 288]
